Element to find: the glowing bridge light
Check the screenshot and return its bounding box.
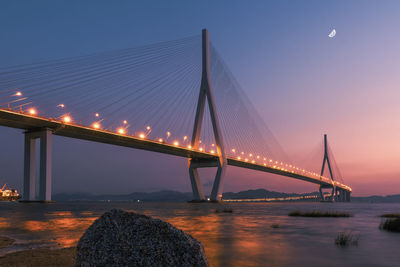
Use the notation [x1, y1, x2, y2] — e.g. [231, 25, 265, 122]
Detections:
[237, 156, 241, 160]
[62, 115, 72, 123]
[249, 153, 253, 157]
[146, 126, 151, 130]
[187, 145, 192, 149]
[210, 150, 215, 154]
[92, 122, 101, 129]
[95, 113, 100, 117]
[123, 120, 127, 124]
[15, 91, 22, 96]
[117, 128, 125, 134]
[57, 104, 65, 108]
[231, 148, 236, 153]
[269, 159, 272, 162]
[183, 136, 188, 141]
[166, 131, 171, 137]
[245, 158, 249, 162]
[211, 143, 215, 147]
[28, 108, 37, 115]
[158, 138, 164, 143]
[199, 147, 203, 152]
[256, 155, 260, 159]
[139, 133, 146, 139]
[251, 160, 255, 163]
[173, 140, 179, 146]
[263, 157, 266, 161]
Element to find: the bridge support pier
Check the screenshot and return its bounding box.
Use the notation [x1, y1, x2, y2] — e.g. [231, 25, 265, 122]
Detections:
[188, 158, 226, 201]
[331, 189, 351, 202]
[319, 184, 336, 202]
[188, 29, 227, 202]
[23, 129, 52, 202]
[344, 190, 351, 202]
[188, 160, 206, 201]
[339, 189, 346, 202]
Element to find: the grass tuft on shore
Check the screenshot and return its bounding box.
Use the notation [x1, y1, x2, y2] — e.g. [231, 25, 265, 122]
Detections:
[288, 210, 352, 217]
[380, 218, 400, 233]
[271, 223, 280, 229]
[380, 213, 400, 218]
[215, 208, 233, 213]
[335, 232, 359, 247]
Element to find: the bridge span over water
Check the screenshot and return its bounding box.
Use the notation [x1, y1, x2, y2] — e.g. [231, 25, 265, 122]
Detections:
[0, 29, 351, 202]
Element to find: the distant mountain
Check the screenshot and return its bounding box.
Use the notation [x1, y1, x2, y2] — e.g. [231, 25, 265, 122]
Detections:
[53, 189, 400, 203]
[53, 189, 319, 202]
[53, 190, 193, 202]
[222, 189, 317, 199]
[352, 194, 400, 203]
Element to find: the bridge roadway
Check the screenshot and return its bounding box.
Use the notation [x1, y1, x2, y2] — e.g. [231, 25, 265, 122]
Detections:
[0, 108, 352, 193]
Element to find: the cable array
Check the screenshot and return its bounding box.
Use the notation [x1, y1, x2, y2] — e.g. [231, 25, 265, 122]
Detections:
[0, 34, 347, 188]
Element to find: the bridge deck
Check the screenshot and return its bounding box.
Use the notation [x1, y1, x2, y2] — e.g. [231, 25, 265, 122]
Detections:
[0, 108, 351, 192]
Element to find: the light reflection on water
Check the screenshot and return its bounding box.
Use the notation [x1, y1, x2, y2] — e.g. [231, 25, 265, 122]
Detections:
[0, 202, 400, 266]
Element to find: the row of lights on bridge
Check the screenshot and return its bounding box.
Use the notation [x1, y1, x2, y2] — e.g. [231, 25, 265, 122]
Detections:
[7, 91, 350, 191]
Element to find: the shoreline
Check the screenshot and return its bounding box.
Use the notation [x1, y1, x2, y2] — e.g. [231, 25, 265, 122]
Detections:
[0, 236, 75, 267]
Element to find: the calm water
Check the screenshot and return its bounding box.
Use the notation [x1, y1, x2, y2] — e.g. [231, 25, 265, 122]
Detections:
[0, 201, 399, 266]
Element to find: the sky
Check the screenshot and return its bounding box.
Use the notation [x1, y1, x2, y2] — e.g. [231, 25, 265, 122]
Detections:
[0, 0, 399, 196]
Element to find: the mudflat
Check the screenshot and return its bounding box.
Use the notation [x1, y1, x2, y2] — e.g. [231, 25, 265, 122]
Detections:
[0, 237, 75, 267]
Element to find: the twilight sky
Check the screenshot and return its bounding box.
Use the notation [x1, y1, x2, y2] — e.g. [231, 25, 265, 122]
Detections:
[0, 0, 399, 196]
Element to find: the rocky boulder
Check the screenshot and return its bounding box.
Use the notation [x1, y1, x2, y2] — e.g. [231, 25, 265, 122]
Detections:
[76, 209, 208, 267]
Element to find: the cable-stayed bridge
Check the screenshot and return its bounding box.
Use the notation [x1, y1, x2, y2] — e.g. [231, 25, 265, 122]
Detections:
[0, 29, 351, 202]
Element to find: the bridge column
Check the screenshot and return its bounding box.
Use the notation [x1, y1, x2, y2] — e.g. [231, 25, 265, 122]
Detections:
[39, 129, 52, 201]
[23, 133, 37, 201]
[22, 128, 53, 202]
[330, 186, 335, 202]
[188, 160, 205, 201]
[345, 191, 351, 202]
[319, 186, 324, 201]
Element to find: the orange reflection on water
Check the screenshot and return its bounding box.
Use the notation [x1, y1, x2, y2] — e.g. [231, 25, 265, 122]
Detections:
[165, 213, 225, 266]
[48, 211, 73, 217]
[24, 217, 97, 232]
[160, 210, 292, 267]
[0, 218, 11, 228]
[25, 220, 47, 231]
[24, 216, 97, 247]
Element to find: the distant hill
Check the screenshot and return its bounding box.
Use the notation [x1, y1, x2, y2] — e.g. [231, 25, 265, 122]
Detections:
[53, 190, 193, 202]
[352, 194, 400, 203]
[222, 189, 317, 199]
[53, 189, 400, 203]
[53, 189, 319, 202]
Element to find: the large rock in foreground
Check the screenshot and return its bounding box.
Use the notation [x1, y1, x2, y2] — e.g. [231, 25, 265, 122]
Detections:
[76, 209, 208, 267]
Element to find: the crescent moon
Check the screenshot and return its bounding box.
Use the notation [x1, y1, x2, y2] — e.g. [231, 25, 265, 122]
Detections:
[328, 29, 336, 38]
